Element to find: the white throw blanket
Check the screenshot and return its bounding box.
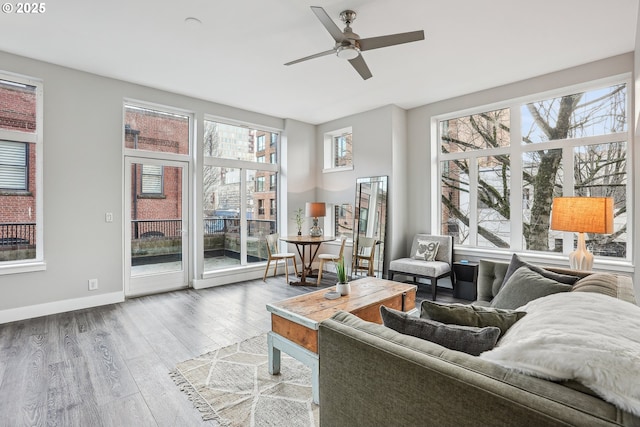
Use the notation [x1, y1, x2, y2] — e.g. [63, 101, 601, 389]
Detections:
[480, 291, 640, 416]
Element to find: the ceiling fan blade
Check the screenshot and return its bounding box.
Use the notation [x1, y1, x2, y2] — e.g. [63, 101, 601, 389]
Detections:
[359, 30, 425, 51]
[348, 55, 372, 80]
[311, 6, 345, 42]
[284, 49, 336, 66]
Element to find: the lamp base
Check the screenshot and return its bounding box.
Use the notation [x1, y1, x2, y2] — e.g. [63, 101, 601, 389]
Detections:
[309, 217, 323, 237]
[569, 232, 594, 271]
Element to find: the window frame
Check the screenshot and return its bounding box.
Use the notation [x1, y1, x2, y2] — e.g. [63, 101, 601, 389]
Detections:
[323, 126, 354, 173]
[435, 74, 633, 268]
[0, 72, 45, 274]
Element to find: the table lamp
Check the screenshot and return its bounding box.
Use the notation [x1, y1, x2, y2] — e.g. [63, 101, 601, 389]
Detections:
[306, 202, 326, 237]
[550, 197, 614, 271]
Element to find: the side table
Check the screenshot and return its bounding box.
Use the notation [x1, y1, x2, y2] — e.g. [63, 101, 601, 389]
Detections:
[453, 261, 478, 301]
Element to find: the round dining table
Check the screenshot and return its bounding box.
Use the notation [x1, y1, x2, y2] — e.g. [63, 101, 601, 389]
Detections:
[280, 235, 335, 286]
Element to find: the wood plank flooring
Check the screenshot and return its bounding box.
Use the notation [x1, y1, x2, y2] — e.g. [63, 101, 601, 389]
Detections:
[0, 274, 464, 426]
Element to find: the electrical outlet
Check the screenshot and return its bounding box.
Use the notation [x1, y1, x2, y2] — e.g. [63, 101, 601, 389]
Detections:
[105, 212, 113, 223]
[88, 278, 99, 291]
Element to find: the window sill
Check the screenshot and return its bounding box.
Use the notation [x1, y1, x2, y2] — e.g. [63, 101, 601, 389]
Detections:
[0, 190, 33, 197]
[0, 260, 46, 275]
[323, 165, 354, 174]
[137, 194, 166, 199]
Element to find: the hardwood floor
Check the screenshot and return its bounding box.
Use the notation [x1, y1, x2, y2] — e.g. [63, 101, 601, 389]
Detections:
[0, 274, 466, 426]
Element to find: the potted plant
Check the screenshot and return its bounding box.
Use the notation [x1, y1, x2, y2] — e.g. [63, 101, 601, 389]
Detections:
[294, 208, 304, 236]
[335, 256, 350, 295]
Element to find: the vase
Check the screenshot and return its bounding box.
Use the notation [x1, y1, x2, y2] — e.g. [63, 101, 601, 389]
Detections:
[297, 230, 302, 236]
[336, 282, 351, 296]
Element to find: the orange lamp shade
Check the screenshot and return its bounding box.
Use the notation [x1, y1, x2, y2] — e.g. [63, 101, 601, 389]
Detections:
[305, 202, 326, 218]
[550, 197, 614, 234]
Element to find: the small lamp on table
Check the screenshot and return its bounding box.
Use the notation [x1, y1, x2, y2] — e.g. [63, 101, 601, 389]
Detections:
[550, 197, 614, 271]
[306, 202, 326, 237]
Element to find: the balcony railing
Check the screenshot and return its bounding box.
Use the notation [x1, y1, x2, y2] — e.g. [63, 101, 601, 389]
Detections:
[132, 219, 182, 239]
[0, 222, 35, 247]
[131, 218, 277, 239]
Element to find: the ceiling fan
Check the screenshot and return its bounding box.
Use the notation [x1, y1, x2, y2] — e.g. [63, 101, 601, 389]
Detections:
[285, 6, 425, 80]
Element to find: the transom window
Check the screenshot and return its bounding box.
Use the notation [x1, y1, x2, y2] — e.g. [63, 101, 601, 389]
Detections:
[323, 127, 354, 172]
[438, 79, 630, 261]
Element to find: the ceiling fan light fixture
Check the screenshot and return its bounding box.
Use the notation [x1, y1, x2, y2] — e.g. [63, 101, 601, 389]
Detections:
[336, 45, 360, 60]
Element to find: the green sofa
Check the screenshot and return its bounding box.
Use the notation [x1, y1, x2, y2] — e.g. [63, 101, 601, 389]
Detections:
[318, 260, 639, 427]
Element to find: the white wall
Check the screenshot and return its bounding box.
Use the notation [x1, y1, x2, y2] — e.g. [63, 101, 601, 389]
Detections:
[0, 50, 284, 321]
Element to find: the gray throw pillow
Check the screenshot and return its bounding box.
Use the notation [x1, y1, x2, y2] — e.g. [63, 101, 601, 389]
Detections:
[490, 266, 572, 309]
[420, 300, 526, 338]
[380, 306, 500, 356]
[501, 253, 580, 290]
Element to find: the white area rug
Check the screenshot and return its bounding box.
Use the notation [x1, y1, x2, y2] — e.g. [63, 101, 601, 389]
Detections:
[170, 334, 319, 427]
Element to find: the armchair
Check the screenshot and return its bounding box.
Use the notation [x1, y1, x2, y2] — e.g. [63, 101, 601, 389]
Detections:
[388, 234, 454, 300]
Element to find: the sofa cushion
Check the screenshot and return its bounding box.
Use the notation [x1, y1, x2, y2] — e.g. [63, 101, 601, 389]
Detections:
[480, 292, 640, 417]
[571, 273, 620, 299]
[413, 239, 440, 261]
[501, 254, 580, 290]
[420, 300, 526, 338]
[389, 258, 451, 277]
[490, 266, 572, 309]
[380, 306, 500, 356]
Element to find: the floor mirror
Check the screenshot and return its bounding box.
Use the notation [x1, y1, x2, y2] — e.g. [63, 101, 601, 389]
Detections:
[352, 175, 388, 278]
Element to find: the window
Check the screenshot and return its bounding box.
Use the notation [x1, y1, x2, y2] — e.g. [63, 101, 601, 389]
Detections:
[270, 133, 277, 145]
[124, 105, 190, 155]
[203, 120, 279, 271]
[256, 176, 265, 192]
[323, 127, 354, 172]
[335, 203, 354, 240]
[270, 199, 276, 216]
[439, 80, 630, 261]
[0, 74, 43, 268]
[141, 164, 163, 194]
[256, 134, 265, 151]
[0, 141, 27, 190]
[270, 152, 276, 164]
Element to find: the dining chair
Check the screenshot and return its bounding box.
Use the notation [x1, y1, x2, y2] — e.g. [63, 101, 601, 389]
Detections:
[263, 233, 299, 283]
[353, 236, 377, 277]
[316, 236, 347, 285]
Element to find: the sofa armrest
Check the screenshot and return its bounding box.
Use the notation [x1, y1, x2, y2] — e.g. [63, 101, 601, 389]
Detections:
[319, 311, 637, 427]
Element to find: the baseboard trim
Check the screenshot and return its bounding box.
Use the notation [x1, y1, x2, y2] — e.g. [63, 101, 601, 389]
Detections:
[0, 291, 125, 324]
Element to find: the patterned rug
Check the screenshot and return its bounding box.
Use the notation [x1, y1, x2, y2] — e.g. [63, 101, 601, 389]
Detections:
[170, 334, 319, 426]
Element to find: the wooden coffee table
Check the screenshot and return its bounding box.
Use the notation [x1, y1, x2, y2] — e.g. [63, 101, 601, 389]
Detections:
[266, 277, 417, 404]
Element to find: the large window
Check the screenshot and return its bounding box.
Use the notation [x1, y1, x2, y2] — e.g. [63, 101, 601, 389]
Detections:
[0, 75, 43, 268]
[439, 80, 630, 261]
[203, 120, 279, 271]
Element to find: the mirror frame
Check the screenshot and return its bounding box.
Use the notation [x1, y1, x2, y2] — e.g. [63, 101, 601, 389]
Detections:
[352, 175, 388, 277]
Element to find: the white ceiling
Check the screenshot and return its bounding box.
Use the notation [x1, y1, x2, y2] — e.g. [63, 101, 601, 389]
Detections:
[1, 0, 637, 124]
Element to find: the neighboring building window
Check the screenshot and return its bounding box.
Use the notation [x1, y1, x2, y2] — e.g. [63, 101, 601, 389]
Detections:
[141, 164, 163, 194]
[0, 74, 43, 268]
[256, 176, 265, 192]
[0, 141, 28, 190]
[270, 133, 277, 145]
[439, 80, 630, 260]
[256, 134, 265, 151]
[323, 127, 354, 172]
[203, 120, 279, 271]
[270, 152, 276, 164]
[270, 198, 276, 216]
